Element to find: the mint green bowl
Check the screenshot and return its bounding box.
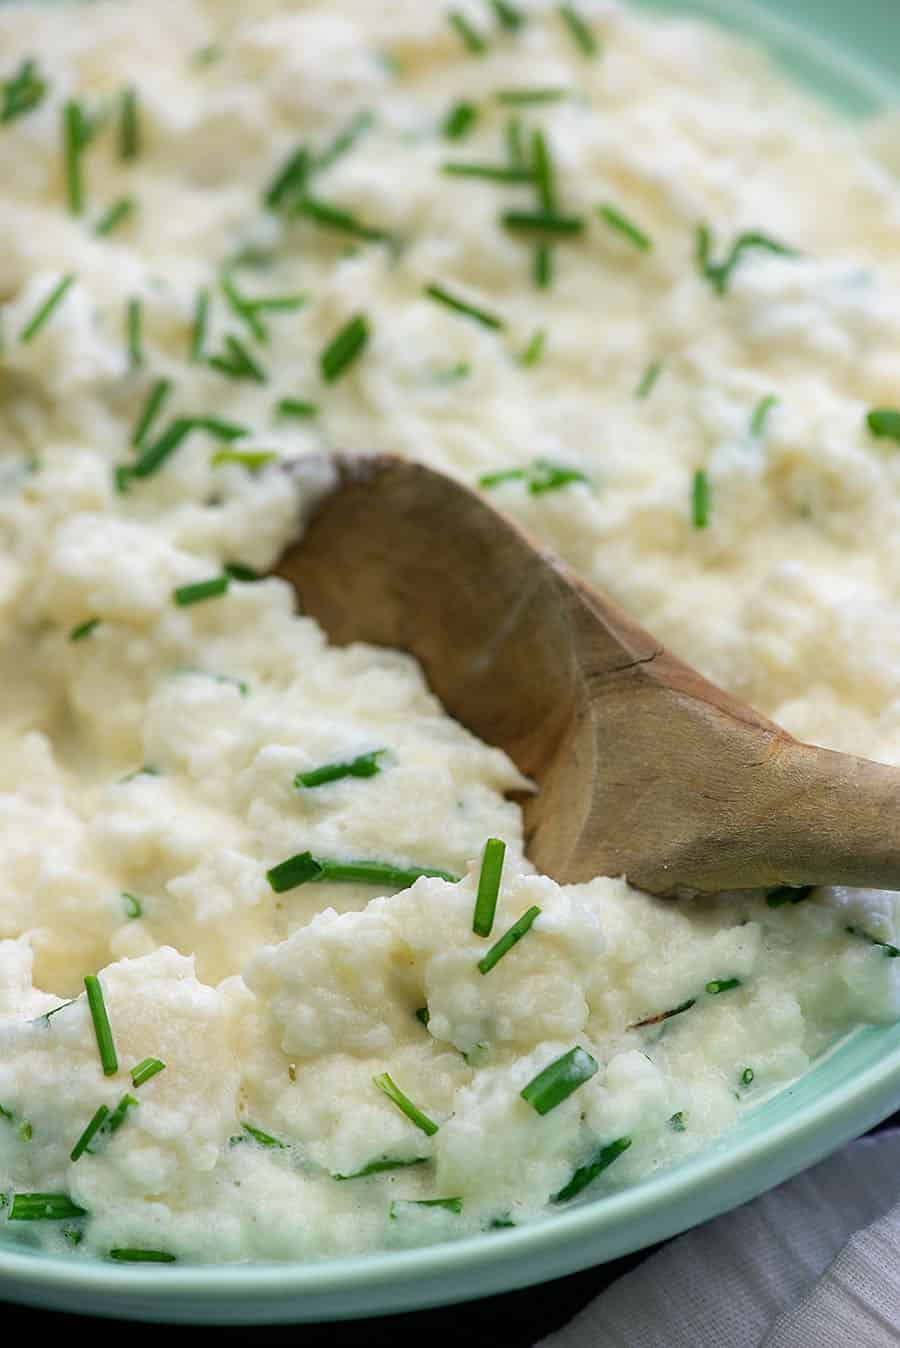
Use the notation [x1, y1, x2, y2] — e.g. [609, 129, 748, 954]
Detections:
[3, 0, 900, 1323]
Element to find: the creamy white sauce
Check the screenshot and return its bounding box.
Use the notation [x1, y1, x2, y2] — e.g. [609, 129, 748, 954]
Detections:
[1, 0, 900, 1263]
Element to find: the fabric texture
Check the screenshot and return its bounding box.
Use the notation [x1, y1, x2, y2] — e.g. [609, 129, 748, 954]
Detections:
[537, 1131, 900, 1348]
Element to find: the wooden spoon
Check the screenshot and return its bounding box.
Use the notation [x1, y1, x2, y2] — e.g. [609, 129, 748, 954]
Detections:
[275, 453, 900, 898]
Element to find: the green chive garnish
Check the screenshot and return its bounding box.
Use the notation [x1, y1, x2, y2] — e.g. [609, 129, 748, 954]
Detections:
[669, 1112, 686, 1132]
[478, 905, 541, 974]
[449, 11, 487, 55]
[1, 58, 48, 124]
[277, 398, 319, 419]
[442, 161, 533, 184]
[9, 1193, 87, 1221]
[705, 977, 741, 994]
[265, 145, 310, 210]
[224, 561, 261, 582]
[533, 242, 553, 288]
[106, 1093, 138, 1137]
[131, 1058, 165, 1089]
[490, 0, 524, 29]
[478, 468, 527, 488]
[319, 313, 370, 382]
[190, 287, 209, 363]
[597, 203, 652, 252]
[390, 1197, 461, 1218]
[211, 449, 276, 472]
[635, 360, 663, 399]
[846, 925, 900, 957]
[425, 283, 504, 330]
[766, 884, 814, 909]
[130, 415, 247, 481]
[126, 297, 143, 370]
[520, 1046, 598, 1115]
[334, 1156, 428, 1181]
[130, 377, 172, 449]
[173, 575, 229, 607]
[628, 997, 696, 1030]
[740, 1067, 754, 1086]
[69, 618, 100, 642]
[119, 87, 140, 160]
[502, 210, 583, 235]
[443, 101, 478, 139]
[473, 837, 505, 937]
[505, 115, 525, 167]
[19, 274, 75, 343]
[520, 329, 546, 366]
[750, 394, 778, 437]
[415, 1007, 430, 1027]
[208, 334, 267, 383]
[315, 111, 374, 174]
[241, 1122, 286, 1148]
[554, 1137, 631, 1203]
[497, 88, 567, 105]
[95, 196, 135, 237]
[691, 468, 709, 529]
[295, 196, 390, 244]
[266, 851, 459, 894]
[63, 100, 89, 215]
[221, 271, 306, 344]
[295, 749, 385, 789]
[529, 458, 588, 494]
[84, 974, 117, 1076]
[110, 1249, 175, 1263]
[531, 129, 555, 213]
[866, 408, 900, 444]
[373, 1072, 439, 1136]
[696, 224, 797, 295]
[557, 4, 598, 58]
[193, 44, 224, 67]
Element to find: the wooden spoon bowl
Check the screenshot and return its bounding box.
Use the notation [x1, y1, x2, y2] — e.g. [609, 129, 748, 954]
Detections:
[276, 453, 900, 898]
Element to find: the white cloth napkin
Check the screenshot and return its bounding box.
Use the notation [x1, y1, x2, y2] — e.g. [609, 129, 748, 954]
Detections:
[536, 1130, 900, 1348]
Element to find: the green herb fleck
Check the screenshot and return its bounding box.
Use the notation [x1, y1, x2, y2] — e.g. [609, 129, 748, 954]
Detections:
[208, 334, 267, 383]
[106, 1093, 138, 1136]
[554, 1137, 631, 1203]
[866, 408, 900, 445]
[705, 977, 741, 995]
[222, 269, 306, 344]
[558, 4, 598, 58]
[473, 837, 506, 937]
[669, 1111, 686, 1132]
[390, 1197, 461, 1218]
[211, 449, 276, 472]
[126, 296, 143, 370]
[130, 378, 172, 449]
[277, 398, 319, 420]
[63, 100, 90, 215]
[266, 851, 459, 894]
[190, 287, 210, 363]
[295, 750, 386, 789]
[1, 58, 48, 124]
[628, 997, 696, 1030]
[315, 111, 375, 175]
[443, 100, 478, 139]
[533, 242, 554, 289]
[69, 618, 100, 642]
[529, 458, 588, 494]
[242, 1122, 287, 1148]
[750, 394, 778, 437]
[846, 925, 900, 957]
[320, 313, 370, 382]
[130, 1058, 165, 1089]
[173, 575, 230, 607]
[128, 415, 247, 482]
[766, 884, 815, 909]
[478, 905, 541, 974]
[442, 161, 533, 184]
[521, 1046, 598, 1115]
[374, 1072, 439, 1136]
[120, 892, 142, 920]
[490, 0, 524, 29]
[70, 1105, 109, 1162]
[193, 44, 224, 67]
[691, 468, 709, 529]
[425, 283, 504, 330]
[110, 1248, 175, 1262]
[415, 1007, 430, 1027]
[520, 329, 547, 366]
[19, 274, 75, 344]
[295, 196, 390, 244]
[449, 11, 488, 55]
[502, 210, 583, 235]
[224, 561, 262, 582]
[696, 224, 798, 295]
[119, 87, 140, 160]
[265, 145, 311, 211]
[334, 1156, 428, 1180]
[597, 203, 652, 253]
[84, 974, 117, 1076]
[635, 360, 663, 400]
[506, 115, 526, 167]
[497, 88, 567, 105]
[478, 467, 527, 488]
[95, 195, 135, 237]
[9, 1193, 87, 1221]
[740, 1067, 754, 1086]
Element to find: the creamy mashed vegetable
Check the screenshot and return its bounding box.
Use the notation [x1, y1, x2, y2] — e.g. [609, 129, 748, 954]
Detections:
[1, 0, 900, 1264]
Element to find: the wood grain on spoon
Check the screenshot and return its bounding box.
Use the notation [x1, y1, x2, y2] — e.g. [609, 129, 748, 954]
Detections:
[276, 453, 900, 898]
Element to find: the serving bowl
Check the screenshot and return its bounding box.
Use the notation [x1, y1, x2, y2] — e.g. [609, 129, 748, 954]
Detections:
[2, 0, 900, 1323]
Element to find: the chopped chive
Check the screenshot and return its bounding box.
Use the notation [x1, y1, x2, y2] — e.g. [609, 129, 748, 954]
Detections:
[315, 110, 374, 174]
[126, 297, 143, 370]
[265, 145, 311, 211]
[266, 851, 459, 894]
[294, 196, 390, 244]
[431, 362, 471, 384]
[69, 618, 100, 642]
[211, 449, 276, 472]
[505, 115, 526, 167]
[448, 12, 488, 55]
[415, 1007, 430, 1027]
[130, 1058, 165, 1089]
[95, 195, 135, 237]
[84, 974, 118, 1076]
[473, 837, 505, 937]
[554, 1136, 631, 1203]
[31, 999, 76, 1025]
[190, 287, 210, 363]
[597, 203, 652, 253]
[866, 408, 900, 444]
[520, 329, 546, 366]
[173, 575, 229, 607]
[130, 377, 172, 449]
[277, 398, 319, 419]
[70, 1106, 110, 1163]
[193, 44, 224, 67]
[521, 1046, 598, 1115]
[295, 749, 386, 789]
[558, 4, 598, 58]
[106, 1093, 138, 1135]
[319, 313, 370, 382]
[63, 100, 88, 215]
[533, 242, 554, 289]
[110, 1248, 175, 1263]
[479, 467, 527, 488]
[1, 58, 48, 124]
[373, 1072, 439, 1136]
[19, 274, 75, 343]
[121, 892, 142, 920]
[705, 977, 741, 994]
[221, 271, 306, 345]
[766, 884, 815, 909]
[750, 394, 778, 437]
[425, 283, 504, 330]
[635, 360, 663, 400]
[390, 1197, 462, 1218]
[442, 161, 533, 184]
[224, 561, 261, 582]
[696, 224, 798, 295]
[740, 1067, 754, 1086]
[443, 100, 478, 140]
[242, 1122, 287, 1148]
[846, 925, 900, 957]
[334, 1156, 428, 1180]
[131, 415, 247, 480]
[18, 1121, 32, 1142]
[529, 458, 588, 494]
[119, 87, 140, 160]
[501, 210, 584, 235]
[478, 905, 541, 974]
[497, 88, 567, 105]
[490, 0, 524, 29]
[9, 1193, 87, 1221]
[669, 1111, 686, 1131]
[691, 468, 709, 529]
[531, 129, 555, 214]
[208, 333, 267, 383]
[628, 997, 696, 1030]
